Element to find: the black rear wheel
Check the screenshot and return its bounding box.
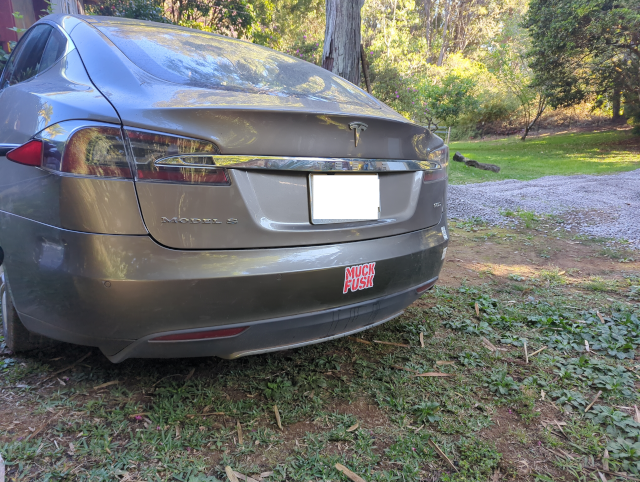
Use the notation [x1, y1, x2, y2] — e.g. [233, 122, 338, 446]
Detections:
[1, 267, 55, 353]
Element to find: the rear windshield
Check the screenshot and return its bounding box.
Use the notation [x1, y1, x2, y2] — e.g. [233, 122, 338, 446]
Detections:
[95, 19, 380, 109]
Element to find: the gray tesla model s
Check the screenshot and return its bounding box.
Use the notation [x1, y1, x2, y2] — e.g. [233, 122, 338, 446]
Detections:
[0, 15, 448, 362]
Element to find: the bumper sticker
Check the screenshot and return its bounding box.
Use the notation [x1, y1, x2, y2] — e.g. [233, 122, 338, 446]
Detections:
[441, 226, 448, 240]
[343, 262, 376, 294]
[442, 247, 447, 260]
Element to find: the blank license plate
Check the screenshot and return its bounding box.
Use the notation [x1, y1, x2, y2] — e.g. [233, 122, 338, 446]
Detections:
[310, 174, 380, 224]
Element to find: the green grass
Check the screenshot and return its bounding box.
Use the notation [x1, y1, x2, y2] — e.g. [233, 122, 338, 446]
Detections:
[448, 129, 640, 184]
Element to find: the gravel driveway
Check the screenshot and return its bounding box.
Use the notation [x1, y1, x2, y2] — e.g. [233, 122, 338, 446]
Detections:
[448, 168, 640, 249]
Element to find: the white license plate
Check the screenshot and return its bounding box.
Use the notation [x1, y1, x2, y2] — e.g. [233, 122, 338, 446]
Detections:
[309, 174, 380, 224]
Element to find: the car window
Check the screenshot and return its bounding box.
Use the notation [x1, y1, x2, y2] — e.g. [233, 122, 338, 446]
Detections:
[9, 24, 52, 86]
[39, 28, 67, 74]
[95, 19, 380, 109]
[0, 31, 30, 91]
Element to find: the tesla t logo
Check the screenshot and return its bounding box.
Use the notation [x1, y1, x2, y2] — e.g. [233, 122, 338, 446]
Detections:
[349, 122, 368, 147]
[343, 262, 376, 294]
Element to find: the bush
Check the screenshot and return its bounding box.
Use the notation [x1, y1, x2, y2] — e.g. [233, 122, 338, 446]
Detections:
[86, 0, 169, 23]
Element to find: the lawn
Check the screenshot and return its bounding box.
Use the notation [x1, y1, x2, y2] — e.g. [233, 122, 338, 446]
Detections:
[448, 129, 640, 185]
[2, 217, 640, 481]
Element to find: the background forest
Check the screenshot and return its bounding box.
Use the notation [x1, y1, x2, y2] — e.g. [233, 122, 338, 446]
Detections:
[4, 0, 640, 139]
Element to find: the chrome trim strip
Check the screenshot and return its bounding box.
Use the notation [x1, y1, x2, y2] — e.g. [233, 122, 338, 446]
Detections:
[0, 144, 20, 156]
[154, 154, 443, 172]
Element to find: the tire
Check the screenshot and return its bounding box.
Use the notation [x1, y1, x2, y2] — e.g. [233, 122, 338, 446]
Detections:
[1, 267, 55, 353]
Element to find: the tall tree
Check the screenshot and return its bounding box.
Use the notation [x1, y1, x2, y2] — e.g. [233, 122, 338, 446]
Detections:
[524, 0, 640, 127]
[423, 0, 431, 52]
[436, 0, 451, 66]
[322, 0, 366, 85]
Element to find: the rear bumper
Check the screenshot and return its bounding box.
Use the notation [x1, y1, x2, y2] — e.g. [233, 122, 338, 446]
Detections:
[105, 280, 434, 362]
[0, 210, 447, 361]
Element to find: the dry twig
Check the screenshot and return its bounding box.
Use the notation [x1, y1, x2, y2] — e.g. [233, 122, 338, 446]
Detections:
[411, 372, 453, 378]
[529, 346, 547, 358]
[335, 463, 366, 482]
[428, 440, 458, 472]
[585, 391, 603, 413]
[373, 340, 410, 348]
[39, 353, 91, 384]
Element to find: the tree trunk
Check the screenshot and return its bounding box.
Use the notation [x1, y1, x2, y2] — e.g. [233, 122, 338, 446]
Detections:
[360, 44, 372, 93]
[521, 95, 547, 141]
[612, 87, 622, 121]
[424, 0, 431, 52]
[437, 0, 451, 67]
[322, 0, 365, 85]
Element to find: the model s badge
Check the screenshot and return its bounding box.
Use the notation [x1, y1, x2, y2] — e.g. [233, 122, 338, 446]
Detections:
[162, 217, 238, 224]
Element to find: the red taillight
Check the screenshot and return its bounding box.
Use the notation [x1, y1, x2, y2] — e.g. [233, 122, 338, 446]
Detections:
[423, 169, 447, 182]
[39, 122, 132, 179]
[58, 127, 132, 178]
[150, 327, 247, 342]
[6, 140, 43, 166]
[126, 129, 229, 185]
[416, 277, 438, 294]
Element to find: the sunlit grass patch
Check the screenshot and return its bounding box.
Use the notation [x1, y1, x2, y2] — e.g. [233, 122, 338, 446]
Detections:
[449, 129, 640, 184]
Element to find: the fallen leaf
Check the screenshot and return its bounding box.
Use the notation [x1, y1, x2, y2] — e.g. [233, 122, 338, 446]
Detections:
[237, 421, 243, 445]
[273, 405, 283, 430]
[232, 471, 259, 482]
[392, 365, 419, 374]
[225, 466, 239, 482]
[346, 422, 359, 432]
[481, 337, 497, 352]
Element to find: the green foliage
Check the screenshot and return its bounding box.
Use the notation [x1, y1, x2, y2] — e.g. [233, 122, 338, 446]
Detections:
[87, 0, 169, 23]
[484, 370, 519, 396]
[442, 438, 501, 481]
[458, 351, 484, 367]
[412, 401, 442, 424]
[524, 0, 640, 132]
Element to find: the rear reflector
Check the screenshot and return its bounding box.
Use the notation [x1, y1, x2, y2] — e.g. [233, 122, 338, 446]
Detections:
[150, 326, 247, 342]
[137, 166, 229, 185]
[6, 140, 43, 166]
[416, 277, 438, 294]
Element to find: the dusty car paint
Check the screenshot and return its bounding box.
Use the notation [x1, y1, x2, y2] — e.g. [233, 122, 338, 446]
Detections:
[0, 14, 448, 361]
